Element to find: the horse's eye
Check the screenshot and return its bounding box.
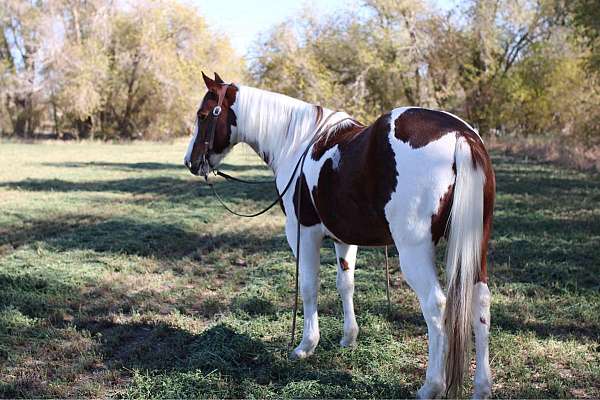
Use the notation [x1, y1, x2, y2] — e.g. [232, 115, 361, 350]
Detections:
[198, 112, 209, 121]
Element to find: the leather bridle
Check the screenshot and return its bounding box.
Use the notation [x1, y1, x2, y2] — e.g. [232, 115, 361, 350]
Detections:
[190, 84, 229, 180]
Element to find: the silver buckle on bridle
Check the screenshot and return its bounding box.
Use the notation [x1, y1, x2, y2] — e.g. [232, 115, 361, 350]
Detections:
[200, 153, 210, 181]
[212, 106, 222, 117]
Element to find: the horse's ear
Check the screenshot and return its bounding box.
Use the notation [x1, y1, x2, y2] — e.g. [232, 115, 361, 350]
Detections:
[214, 72, 224, 84]
[202, 71, 215, 89]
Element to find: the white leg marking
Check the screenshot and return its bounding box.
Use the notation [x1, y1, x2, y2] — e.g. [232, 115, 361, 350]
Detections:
[334, 242, 359, 348]
[397, 242, 447, 399]
[286, 222, 323, 360]
[472, 282, 492, 399]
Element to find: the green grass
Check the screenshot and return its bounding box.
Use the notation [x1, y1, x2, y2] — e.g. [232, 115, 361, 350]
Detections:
[0, 140, 599, 398]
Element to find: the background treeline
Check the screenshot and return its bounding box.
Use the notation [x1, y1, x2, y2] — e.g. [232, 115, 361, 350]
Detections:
[0, 0, 242, 140]
[1, 0, 599, 145]
[250, 0, 600, 145]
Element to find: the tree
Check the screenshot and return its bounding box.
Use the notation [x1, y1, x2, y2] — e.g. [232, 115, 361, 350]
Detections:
[0, 0, 47, 137]
[455, 0, 562, 132]
[50, 0, 243, 139]
[249, 0, 435, 123]
[2, 0, 243, 139]
[565, 0, 600, 74]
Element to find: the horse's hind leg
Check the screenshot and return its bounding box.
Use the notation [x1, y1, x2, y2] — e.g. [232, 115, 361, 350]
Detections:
[396, 241, 447, 399]
[334, 242, 359, 348]
[472, 282, 492, 398]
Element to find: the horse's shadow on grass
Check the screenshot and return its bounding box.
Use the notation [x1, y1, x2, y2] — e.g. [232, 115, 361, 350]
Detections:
[40, 161, 271, 174]
[42, 161, 184, 171]
[0, 176, 279, 205]
[86, 320, 414, 398]
[2, 213, 286, 262]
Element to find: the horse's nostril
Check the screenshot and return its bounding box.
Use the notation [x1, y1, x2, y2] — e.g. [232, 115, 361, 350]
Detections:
[188, 161, 200, 175]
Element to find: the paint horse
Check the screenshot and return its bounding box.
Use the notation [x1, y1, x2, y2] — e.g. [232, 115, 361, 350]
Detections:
[184, 73, 495, 399]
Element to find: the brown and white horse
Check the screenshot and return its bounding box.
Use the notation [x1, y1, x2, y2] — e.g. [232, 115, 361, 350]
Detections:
[185, 73, 495, 399]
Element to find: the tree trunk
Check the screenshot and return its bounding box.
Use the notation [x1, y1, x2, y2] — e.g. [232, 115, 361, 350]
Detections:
[76, 116, 93, 139]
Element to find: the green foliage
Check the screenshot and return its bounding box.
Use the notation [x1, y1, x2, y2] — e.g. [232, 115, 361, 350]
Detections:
[249, 1, 434, 123]
[567, 0, 600, 73]
[0, 0, 45, 137]
[89, 1, 242, 139]
[1, 0, 242, 140]
[250, 0, 600, 142]
[2, 0, 600, 141]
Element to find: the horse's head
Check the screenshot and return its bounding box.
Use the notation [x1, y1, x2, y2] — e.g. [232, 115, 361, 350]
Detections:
[184, 72, 238, 176]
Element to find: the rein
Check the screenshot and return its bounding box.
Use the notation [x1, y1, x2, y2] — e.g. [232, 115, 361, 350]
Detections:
[199, 110, 393, 350]
[204, 111, 346, 218]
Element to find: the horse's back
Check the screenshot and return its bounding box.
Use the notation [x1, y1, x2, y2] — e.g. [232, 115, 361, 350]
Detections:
[304, 107, 488, 247]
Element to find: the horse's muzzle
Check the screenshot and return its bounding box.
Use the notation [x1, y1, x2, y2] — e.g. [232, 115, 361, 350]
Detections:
[184, 159, 201, 176]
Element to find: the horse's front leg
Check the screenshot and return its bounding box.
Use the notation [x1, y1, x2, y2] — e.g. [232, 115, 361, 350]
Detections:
[286, 222, 323, 360]
[334, 242, 359, 348]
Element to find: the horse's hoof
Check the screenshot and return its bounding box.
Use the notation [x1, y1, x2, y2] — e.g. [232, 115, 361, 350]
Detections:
[289, 347, 313, 360]
[416, 381, 445, 399]
[340, 325, 359, 348]
[473, 374, 492, 399]
[473, 385, 491, 399]
[339, 337, 357, 348]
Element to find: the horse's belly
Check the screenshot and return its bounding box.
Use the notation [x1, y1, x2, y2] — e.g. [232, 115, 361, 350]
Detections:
[308, 149, 396, 247]
[316, 185, 394, 246]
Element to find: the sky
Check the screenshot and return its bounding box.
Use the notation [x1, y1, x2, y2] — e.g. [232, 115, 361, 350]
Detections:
[191, 0, 457, 56]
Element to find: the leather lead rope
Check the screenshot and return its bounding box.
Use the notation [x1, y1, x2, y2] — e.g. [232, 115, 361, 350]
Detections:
[286, 112, 348, 351]
[203, 113, 394, 350]
[215, 170, 274, 184]
[289, 152, 308, 350]
[206, 112, 350, 219]
[384, 246, 391, 316]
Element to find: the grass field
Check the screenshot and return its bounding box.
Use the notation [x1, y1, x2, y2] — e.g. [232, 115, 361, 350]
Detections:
[0, 140, 599, 398]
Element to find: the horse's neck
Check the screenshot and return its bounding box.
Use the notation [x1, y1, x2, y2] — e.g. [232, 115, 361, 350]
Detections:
[232, 86, 330, 174]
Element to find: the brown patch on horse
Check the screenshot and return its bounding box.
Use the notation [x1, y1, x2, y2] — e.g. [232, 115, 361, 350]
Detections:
[431, 184, 454, 245]
[311, 114, 396, 246]
[394, 108, 472, 149]
[311, 121, 365, 161]
[314, 105, 323, 126]
[339, 257, 350, 271]
[293, 173, 320, 226]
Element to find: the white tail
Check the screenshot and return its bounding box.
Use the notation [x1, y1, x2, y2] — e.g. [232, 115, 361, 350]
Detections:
[444, 136, 485, 397]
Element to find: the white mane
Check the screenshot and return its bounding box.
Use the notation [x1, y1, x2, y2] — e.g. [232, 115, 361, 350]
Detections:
[232, 85, 356, 171]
